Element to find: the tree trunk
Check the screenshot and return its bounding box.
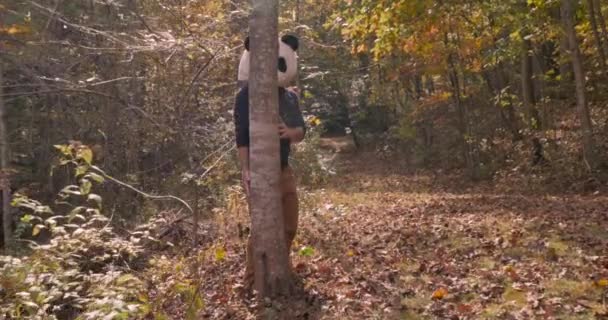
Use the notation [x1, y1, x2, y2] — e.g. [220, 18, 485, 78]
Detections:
[446, 46, 478, 180]
[0, 63, 12, 248]
[414, 73, 423, 99]
[294, 0, 301, 89]
[425, 75, 435, 95]
[559, 17, 573, 84]
[587, 0, 608, 72]
[521, 38, 540, 128]
[248, 0, 293, 297]
[594, 0, 608, 53]
[521, 37, 546, 165]
[562, 0, 596, 168]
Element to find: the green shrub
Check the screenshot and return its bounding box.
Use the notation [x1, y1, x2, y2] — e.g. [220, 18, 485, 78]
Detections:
[0, 143, 151, 320]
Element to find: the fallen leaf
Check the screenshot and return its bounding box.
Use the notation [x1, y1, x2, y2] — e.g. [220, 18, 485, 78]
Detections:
[432, 287, 448, 300]
[214, 246, 226, 261]
[299, 246, 315, 257]
[456, 303, 472, 314]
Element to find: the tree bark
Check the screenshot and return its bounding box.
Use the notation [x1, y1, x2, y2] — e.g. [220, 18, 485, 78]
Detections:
[521, 37, 546, 165]
[521, 38, 541, 128]
[294, 0, 301, 89]
[586, 0, 608, 72]
[446, 45, 479, 180]
[0, 63, 12, 248]
[248, 0, 293, 297]
[562, 0, 596, 168]
[559, 16, 573, 84]
[594, 0, 608, 53]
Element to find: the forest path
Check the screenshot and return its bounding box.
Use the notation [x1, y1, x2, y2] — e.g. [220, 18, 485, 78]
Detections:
[195, 152, 608, 319]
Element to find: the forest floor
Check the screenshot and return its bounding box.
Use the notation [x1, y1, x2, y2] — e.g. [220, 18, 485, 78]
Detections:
[156, 151, 608, 320]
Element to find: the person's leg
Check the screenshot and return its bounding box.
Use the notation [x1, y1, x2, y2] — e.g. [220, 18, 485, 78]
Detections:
[244, 233, 254, 286]
[281, 166, 299, 257]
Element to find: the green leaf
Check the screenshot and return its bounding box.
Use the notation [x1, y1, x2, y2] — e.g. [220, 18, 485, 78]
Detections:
[85, 172, 105, 183]
[80, 179, 92, 195]
[54, 144, 72, 156]
[214, 246, 226, 261]
[299, 246, 315, 257]
[116, 274, 138, 285]
[154, 313, 170, 320]
[77, 147, 93, 165]
[87, 194, 102, 209]
[34, 205, 53, 215]
[68, 206, 87, 222]
[21, 214, 33, 223]
[75, 165, 88, 177]
[60, 185, 82, 196]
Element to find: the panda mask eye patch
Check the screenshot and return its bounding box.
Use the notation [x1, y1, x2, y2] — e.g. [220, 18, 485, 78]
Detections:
[278, 58, 287, 72]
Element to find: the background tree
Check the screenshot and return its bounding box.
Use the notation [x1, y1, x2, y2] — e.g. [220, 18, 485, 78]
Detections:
[0, 62, 10, 248]
[562, 0, 596, 169]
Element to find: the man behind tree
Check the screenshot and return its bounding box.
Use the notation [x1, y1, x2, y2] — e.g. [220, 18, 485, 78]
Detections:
[233, 34, 305, 287]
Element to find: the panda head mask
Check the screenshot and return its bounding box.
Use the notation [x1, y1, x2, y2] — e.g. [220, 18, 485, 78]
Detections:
[238, 35, 299, 88]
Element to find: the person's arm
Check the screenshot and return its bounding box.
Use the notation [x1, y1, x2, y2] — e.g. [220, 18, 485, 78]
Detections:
[279, 91, 306, 144]
[234, 88, 251, 194]
[238, 147, 250, 195]
[278, 124, 305, 143]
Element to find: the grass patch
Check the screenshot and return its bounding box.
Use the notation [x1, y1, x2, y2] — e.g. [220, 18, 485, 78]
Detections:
[547, 238, 570, 256]
[475, 256, 497, 270]
[543, 279, 602, 300]
[480, 303, 505, 319]
[502, 286, 527, 306]
[401, 295, 429, 313]
[503, 246, 530, 260]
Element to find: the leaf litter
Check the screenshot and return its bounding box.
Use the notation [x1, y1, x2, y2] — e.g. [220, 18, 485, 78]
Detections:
[150, 154, 608, 319]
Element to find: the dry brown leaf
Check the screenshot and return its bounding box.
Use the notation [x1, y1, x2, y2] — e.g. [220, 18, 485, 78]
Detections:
[431, 287, 448, 300]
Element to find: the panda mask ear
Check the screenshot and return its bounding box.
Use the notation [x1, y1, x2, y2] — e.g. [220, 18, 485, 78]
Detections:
[281, 35, 299, 51]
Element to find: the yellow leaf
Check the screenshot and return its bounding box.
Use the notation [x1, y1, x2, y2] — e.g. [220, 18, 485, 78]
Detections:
[215, 246, 226, 261]
[346, 249, 355, 257]
[4, 24, 31, 35]
[77, 147, 93, 164]
[32, 224, 44, 236]
[356, 43, 367, 53]
[432, 287, 448, 300]
[597, 279, 608, 287]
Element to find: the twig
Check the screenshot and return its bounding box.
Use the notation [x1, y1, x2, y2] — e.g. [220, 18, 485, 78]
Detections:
[199, 140, 233, 167]
[199, 145, 235, 180]
[90, 165, 194, 214]
[175, 53, 217, 111]
[29, 1, 131, 46]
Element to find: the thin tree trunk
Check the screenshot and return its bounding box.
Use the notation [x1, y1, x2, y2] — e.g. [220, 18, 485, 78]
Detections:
[587, 0, 608, 72]
[294, 0, 301, 89]
[562, 0, 596, 169]
[248, 0, 293, 297]
[425, 75, 435, 95]
[594, 0, 608, 53]
[521, 38, 541, 128]
[414, 73, 423, 99]
[446, 47, 478, 180]
[0, 63, 12, 248]
[559, 17, 573, 84]
[521, 37, 545, 165]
